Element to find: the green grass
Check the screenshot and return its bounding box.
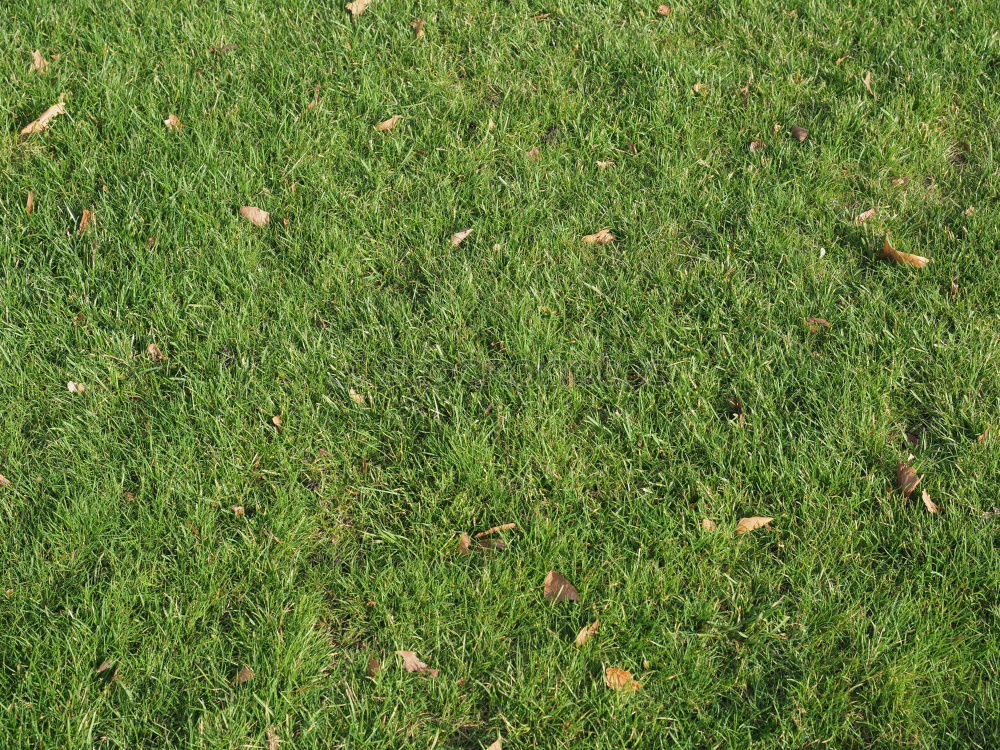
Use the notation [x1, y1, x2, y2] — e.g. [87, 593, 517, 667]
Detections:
[2, 0, 999, 747]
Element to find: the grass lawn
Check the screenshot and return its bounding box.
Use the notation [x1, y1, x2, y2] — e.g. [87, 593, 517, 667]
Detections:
[2, 0, 999, 747]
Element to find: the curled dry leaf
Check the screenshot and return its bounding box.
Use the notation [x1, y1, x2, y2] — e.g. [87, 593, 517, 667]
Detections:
[240, 206, 270, 227]
[575, 620, 599, 646]
[32, 50, 49, 73]
[21, 102, 66, 135]
[790, 125, 808, 142]
[67, 381, 86, 394]
[978, 428, 989, 443]
[526, 146, 541, 160]
[26, 191, 35, 216]
[701, 518, 717, 531]
[457, 532, 473, 554]
[163, 114, 182, 130]
[96, 658, 114, 674]
[596, 160, 615, 169]
[921, 489, 940, 514]
[412, 18, 425, 38]
[657, 5, 672, 16]
[147, 343, 166, 362]
[233, 665, 254, 684]
[475, 522, 516, 539]
[396, 650, 439, 677]
[692, 82, 708, 96]
[367, 655, 381, 677]
[543, 570, 579, 602]
[881, 238, 929, 268]
[349, 388, 366, 405]
[835, 53, 850, 65]
[266, 727, 280, 750]
[345, 0, 370, 20]
[736, 516, 774, 534]
[78, 209, 95, 234]
[0, 474, 11, 488]
[232, 505, 245, 517]
[749, 140, 765, 153]
[896, 463, 921, 498]
[271, 414, 282, 427]
[805, 317, 830, 332]
[450, 228, 473, 246]
[863, 71, 874, 95]
[891, 177, 909, 187]
[209, 43, 237, 54]
[375, 115, 401, 132]
[582, 229, 614, 244]
[604, 667, 640, 693]
[855, 208, 876, 224]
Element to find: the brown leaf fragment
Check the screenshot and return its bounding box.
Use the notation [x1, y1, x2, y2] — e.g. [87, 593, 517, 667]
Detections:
[575, 619, 599, 646]
[396, 650, 439, 677]
[891, 177, 909, 187]
[0, 474, 11, 488]
[375, 114, 401, 131]
[543, 570, 579, 602]
[692, 82, 708, 96]
[790, 125, 808, 142]
[67, 381, 86, 393]
[977, 428, 989, 443]
[749, 140, 765, 153]
[657, 5, 672, 15]
[26, 191, 35, 215]
[805, 317, 830, 332]
[921, 489, 939, 514]
[526, 146, 541, 160]
[457, 532, 473, 554]
[345, 0, 370, 20]
[32, 50, 49, 73]
[96, 658, 114, 674]
[412, 18, 425, 38]
[163, 114, 182, 130]
[896, 463, 921, 498]
[233, 665, 254, 684]
[474, 522, 516, 539]
[855, 208, 876, 224]
[582, 228, 614, 244]
[881, 238, 929, 268]
[701, 518, 717, 531]
[367, 655, 381, 677]
[596, 160, 615, 169]
[21, 102, 65, 135]
[863, 71, 874, 95]
[736, 516, 774, 534]
[349, 388, 366, 405]
[72, 312, 87, 326]
[835, 53, 850, 65]
[240, 206, 270, 227]
[486, 738, 503, 750]
[450, 228, 473, 246]
[266, 727, 280, 750]
[604, 667, 640, 692]
[232, 505, 245, 517]
[477, 538, 507, 551]
[147, 343, 166, 362]
[209, 43, 236, 54]
[78, 209, 94, 234]
[271, 414, 282, 427]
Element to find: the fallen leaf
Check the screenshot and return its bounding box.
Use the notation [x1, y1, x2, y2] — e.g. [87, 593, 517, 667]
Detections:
[232, 505, 245, 517]
[72, 312, 87, 326]
[367, 655, 381, 677]
[978, 428, 989, 443]
[475, 522, 516, 539]
[32, 50, 49, 73]
[790, 125, 808, 142]
[575, 620, 599, 646]
[396, 650, 439, 677]
[749, 140, 765, 153]
[805, 317, 830, 332]
[582, 229, 614, 244]
[266, 727, 280, 750]
[604, 667, 640, 692]
[345, 0, 370, 20]
[736, 516, 774, 534]
[526, 146, 541, 160]
[271, 415, 283, 428]
[163, 114, 182, 130]
[596, 160, 615, 169]
[209, 43, 237, 54]
[701, 518, 717, 531]
[349, 388, 366, 405]
[964, 206, 975, 217]
[147, 343, 166, 362]
[835, 53, 850, 65]
[863, 71, 874, 95]
[692, 82, 708, 96]
[773, 122, 783, 134]
[0, 474, 11, 488]
[21, 102, 66, 135]
[478, 538, 507, 551]
[543, 570, 579, 602]
[855, 208, 876, 224]
[881, 238, 929, 268]
[657, 4, 672, 15]
[950, 278, 960, 297]
[921, 489, 939, 514]
[95, 659, 114, 674]
[486, 738, 503, 750]
[233, 665, 254, 684]
[412, 18, 425, 38]
[891, 177, 909, 187]
[451, 228, 473, 246]
[896, 463, 921, 498]
[533, 13, 552, 20]
[67, 381, 86, 394]
[375, 115, 401, 132]
[240, 206, 270, 227]
[457, 532, 473, 554]
[26, 191, 35, 215]
[78, 209, 94, 234]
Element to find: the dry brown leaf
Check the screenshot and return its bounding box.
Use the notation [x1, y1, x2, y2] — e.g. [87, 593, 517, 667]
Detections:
[163, 114, 182, 130]
[790, 125, 808, 142]
[736, 516, 774, 534]
[486, 738, 503, 750]
[896, 463, 921, 498]
[582, 228, 614, 244]
[596, 160, 615, 169]
[475, 522, 516, 539]
[977, 428, 989, 443]
[21, 102, 65, 135]
[72, 312, 87, 326]
[367, 655, 381, 677]
[78, 209, 94, 234]
[805, 317, 830, 332]
[891, 177, 909, 187]
[396, 650, 439, 677]
[451, 228, 473, 246]
[209, 43, 237, 54]
[67, 381, 86, 394]
[147, 343, 166, 362]
[375, 115, 401, 132]
[96, 658, 114, 674]
[232, 505, 245, 517]
[692, 82, 708, 96]
[543, 570, 579, 602]
[478, 538, 507, 551]
[412, 18, 425, 38]
[349, 388, 366, 405]
[0, 474, 11, 488]
[240, 206, 270, 227]
[233, 665, 254, 684]
[526, 146, 541, 160]
[863, 71, 874, 95]
[266, 727, 280, 750]
[749, 140, 765, 153]
[32, 50, 49, 73]
[26, 191, 35, 216]
[701, 518, 717, 531]
[657, 5, 672, 15]
[604, 667, 640, 692]
[271, 414, 283, 427]
[950, 278, 960, 298]
[835, 53, 850, 65]
[575, 620, 599, 646]
[855, 208, 876, 224]
[881, 238, 929, 268]
[921, 489, 939, 514]
[457, 532, 473, 554]
[346, 0, 370, 20]
[964, 206, 975, 217]
[772, 122, 783, 134]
